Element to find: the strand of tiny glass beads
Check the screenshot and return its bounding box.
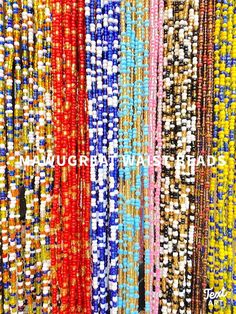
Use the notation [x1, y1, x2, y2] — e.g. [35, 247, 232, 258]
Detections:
[0, 0, 53, 312]
[51, 0, 91, 311]
[52, 0, 72, 310]
[32, 0, 52, 312]
[208, 0, 236, 312]
[50, 0, 62, 310]
[160, 0, 199, 313]
[153, 0, 164, 312]
[118, 0, 150, 311]
[106, 1, 120, 311]
[1, 0, 13, 311]
[3, 0, 18, 311]
[85, 0, 120, 311]
[149, 0, 164, 311]
[191, 0, 214, 312]
[148, 0, 158, 308]
[77, 0, 91, 309]
[0, 0, 5, 311]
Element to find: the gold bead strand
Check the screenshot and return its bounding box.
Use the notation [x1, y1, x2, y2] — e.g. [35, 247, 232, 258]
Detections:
[118, 0, 132, 311]
[4, 0, 18, 310]
[12, 0, 24, 310]
[21, 0, 35, 309]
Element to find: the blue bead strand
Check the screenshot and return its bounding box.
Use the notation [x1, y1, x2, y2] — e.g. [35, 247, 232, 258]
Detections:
[118, 0, 150, 311]
[86, 0, 120, 312]
[85, 0, 100, 310]
[107, 1, 120, 311]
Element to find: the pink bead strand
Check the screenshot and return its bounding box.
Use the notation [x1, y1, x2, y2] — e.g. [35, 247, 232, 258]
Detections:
[154, 0, 164, 312]
[148, 0, 159, 311]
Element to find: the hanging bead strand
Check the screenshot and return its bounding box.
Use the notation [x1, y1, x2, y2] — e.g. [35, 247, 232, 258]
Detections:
[208, 0, 236, 312]
[77, 0, 91, 308]
[118, 0, 150, 311]
[51, 0, 91, 311]
[107, 1, 120, 311]
[192, 0, 214, 312]
[51, 0, 63, 309]
[148, 0, 158, 308]
[160, 1, 199, 313]
[86, 0, 120, 311]
[0, 0, 5, 311]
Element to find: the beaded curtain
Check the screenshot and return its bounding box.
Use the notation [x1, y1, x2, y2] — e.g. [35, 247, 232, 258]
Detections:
[0, 0, 236, 313]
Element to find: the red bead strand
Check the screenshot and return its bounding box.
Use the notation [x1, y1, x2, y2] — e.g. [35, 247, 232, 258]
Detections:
[51, 0, 91, 311]
[51, 0, 63, 311]
[69, 0, 79, 310]
[77, 0, 91, 310]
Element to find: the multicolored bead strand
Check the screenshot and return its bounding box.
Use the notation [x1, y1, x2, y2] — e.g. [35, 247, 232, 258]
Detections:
[0, 0, 5, 311]
[118, 0, 150, 311]
[0, 0, 53, 312]
[3, 0, 236, 313]
[5, 0, 17, 310]
[160, 1, 199, 313]
[208, 0, 236, 312]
